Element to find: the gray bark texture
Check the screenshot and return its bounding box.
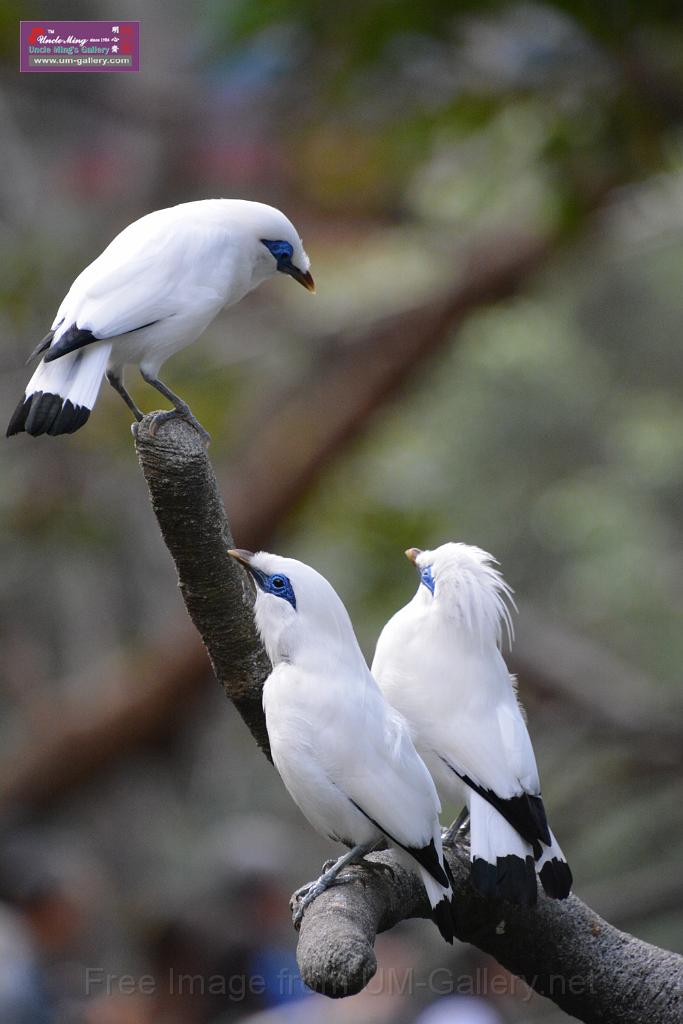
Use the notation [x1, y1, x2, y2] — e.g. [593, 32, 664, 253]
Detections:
[134, 416, 271, 759]
[134, 414, 683, 1024]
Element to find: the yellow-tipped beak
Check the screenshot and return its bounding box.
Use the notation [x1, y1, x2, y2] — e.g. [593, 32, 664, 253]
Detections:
[405, 547, 422, 564]
[228, 548, 254, 568]
[298, 269, 316, 293]
[287, 266, 316, 293]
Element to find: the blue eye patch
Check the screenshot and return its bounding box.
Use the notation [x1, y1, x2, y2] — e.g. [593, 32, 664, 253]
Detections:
[261, 239, 294, 267]
[420, 565, 435, 595]
[250, 567, 297, 610]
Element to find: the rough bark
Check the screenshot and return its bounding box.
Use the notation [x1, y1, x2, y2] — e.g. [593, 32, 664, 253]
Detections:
[295, 844, 683, 1023]
[134, 416, 272, 759]
[130, 414, 683, 1024]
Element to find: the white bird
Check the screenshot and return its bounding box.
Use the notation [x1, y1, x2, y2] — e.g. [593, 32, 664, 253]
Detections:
[372, 543, 572, 906]
[227, 548, 456, 941]
[7, 199, 314, 439]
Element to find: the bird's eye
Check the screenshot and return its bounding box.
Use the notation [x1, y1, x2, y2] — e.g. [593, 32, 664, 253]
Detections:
[264, 571, 296, 609]
[261, 239, 293, 263]
[420, 565, 435, 595]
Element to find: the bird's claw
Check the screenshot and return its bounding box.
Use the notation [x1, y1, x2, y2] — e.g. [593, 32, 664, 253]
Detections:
[441, 829, 469, 848]
[148, 409, 211, 445]
[290, 872, 356, 929]
[292, 903, 305, 930]
[290, 879, 325, 930]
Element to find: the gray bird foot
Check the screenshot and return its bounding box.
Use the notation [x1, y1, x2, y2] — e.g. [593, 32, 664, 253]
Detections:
[291, 859, 393, 928]
[148, 408, 211, 445]
[290, 841, 374, 929]
[320, 856, 390, 883]
[441, 828, 469, 848]
[442, 817, 471, 847]
[291, 874, 355, 929]
[441, 806, 471, 847]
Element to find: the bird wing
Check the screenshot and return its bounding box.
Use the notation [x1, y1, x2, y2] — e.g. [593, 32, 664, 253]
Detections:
[375, 613, 550, 852]
[49, 208, 229, 343]
[376, 609, 541, 798]
[426, 649, 550, 851]
[330, 686, 448, 885]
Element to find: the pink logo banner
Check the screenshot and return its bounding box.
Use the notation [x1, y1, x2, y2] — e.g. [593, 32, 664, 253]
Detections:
[20, 20, 139, 72]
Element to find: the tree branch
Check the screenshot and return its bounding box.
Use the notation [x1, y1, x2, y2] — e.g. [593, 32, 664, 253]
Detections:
[295, 843, 683, 1024]
[130, 415, 682, 1024]
[133, 416, 272, 760]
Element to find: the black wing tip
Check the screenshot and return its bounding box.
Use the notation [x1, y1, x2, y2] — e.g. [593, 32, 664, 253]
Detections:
[43, 326, 96, 363]
[539, 858, 573, 900]
[453, 766, 551, 852]
[432, 894, 455, 944]
[405, 837, 449, 889]
[528, 794, 552, 848]
[472, 855, 537, 907]
[348, 798, 451, 891]
[26, 330, 55, 365]
[6, 392, 90, 437]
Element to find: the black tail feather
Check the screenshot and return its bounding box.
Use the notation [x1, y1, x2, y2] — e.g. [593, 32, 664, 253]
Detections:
[472, 855, 537, 907]
[49, 400, 90, 435]
[6, 395, 32, 436]
[6, 392, 90, 438]
[25, 392, 62, 434]
[432, 893, 455, 944]
[539, 858, 572, 900]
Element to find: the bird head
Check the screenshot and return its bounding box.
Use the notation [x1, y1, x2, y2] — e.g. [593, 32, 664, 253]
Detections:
[228, 549, 357, 668]
[405, 542, 515, 648]
[240, 202, 314, 292]
[216, 200, 314, 293]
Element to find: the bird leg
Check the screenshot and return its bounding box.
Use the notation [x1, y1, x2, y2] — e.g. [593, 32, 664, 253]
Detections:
[139, 369, 211, 444]
[319, 841, 393, 882]
[291, 841, 375, 928]
[106, 370, 144, 422]
[442, 806, 471, 846]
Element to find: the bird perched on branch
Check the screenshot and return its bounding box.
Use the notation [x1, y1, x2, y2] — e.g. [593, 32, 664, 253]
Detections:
[7, 200, 314, 440]
[227, 548, 457, 942]
[372, 543, 572, 907]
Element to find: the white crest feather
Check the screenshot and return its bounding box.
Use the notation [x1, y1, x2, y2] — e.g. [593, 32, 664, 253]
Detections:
[422, 543, 516, 648]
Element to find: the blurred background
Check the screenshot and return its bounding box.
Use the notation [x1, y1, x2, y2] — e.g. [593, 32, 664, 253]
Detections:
[1, 1, 683, 1021]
